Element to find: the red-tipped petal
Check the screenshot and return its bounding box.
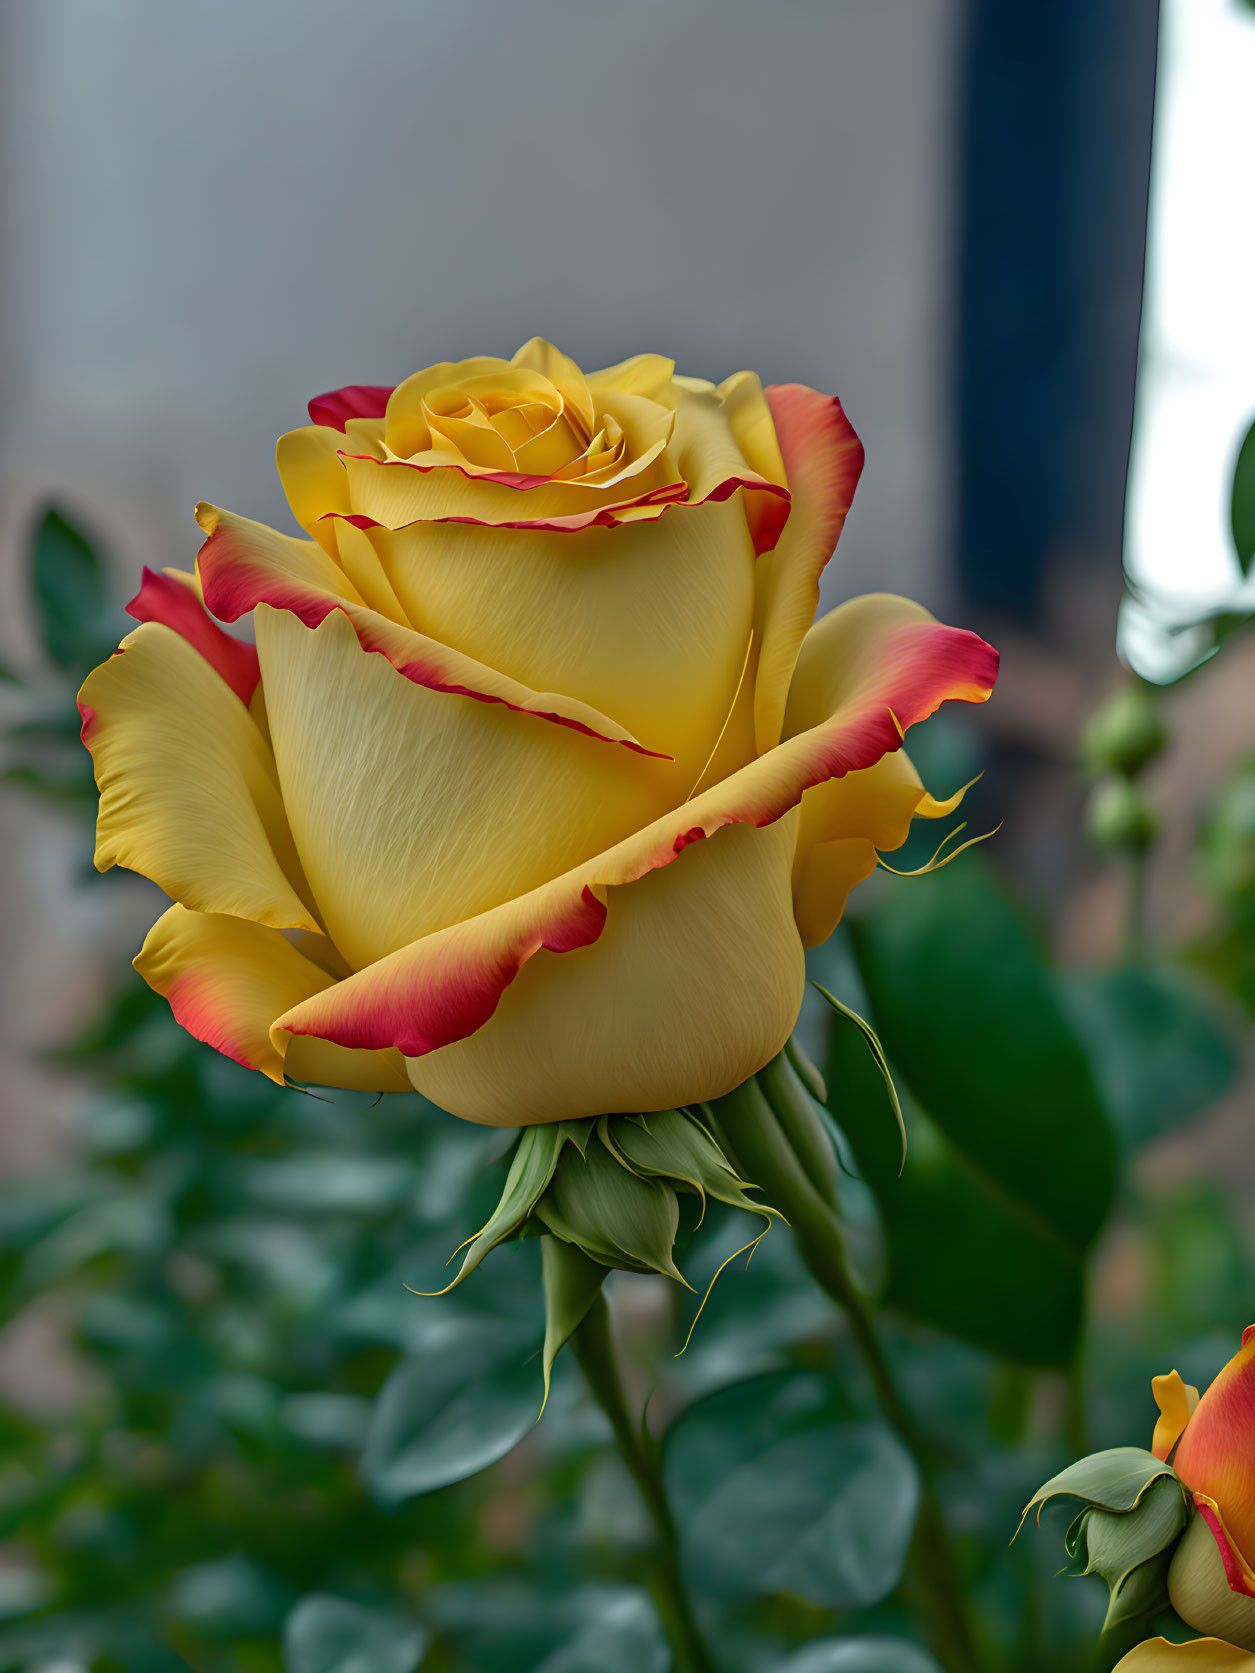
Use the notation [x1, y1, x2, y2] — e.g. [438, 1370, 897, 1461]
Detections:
[307, 384, 394, 431]
[753, 385, 865, 751]
[1175, 1329, 1255, 1568]
[195, 503, 666, 757]
[273, 603, 996, 1067]
[126, 567, 260, 705]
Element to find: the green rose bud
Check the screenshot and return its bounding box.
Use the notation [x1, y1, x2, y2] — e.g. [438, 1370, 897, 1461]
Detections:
[1021, 1447, 1191, 1630]
[1083, 683, 1168, 778]
[1088, 777, 1160, 855]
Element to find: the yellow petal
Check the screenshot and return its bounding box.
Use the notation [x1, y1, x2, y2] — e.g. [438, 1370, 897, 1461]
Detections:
[717, 371, 787, 488]
[753, 384, 865, 751]
[256, 604, 673, 970]
[271, 601, 997, 1122]
[135, 904, 408, 1090]
[792, 835, 882, 947]
[196, 501, 364, 617]
[587, 352, 678, 402]
[340, 445, 677, 527]
[666, 382, 784, 509]
[327, 517, 409, 624]
[789, 747, 968, 947]
[196, 503, 661, 753]
[1154, 1369, 1203, 1461]
[1115, 1642, 1255, 1671]
[79, 623, 316, 931]
[782, 595, 994, 942]
[276, 417, 386, 555]
[363, 496, 757, 784]
[511, 338, 596, 436]
[384, 356, 513, 459]
[785, 594, 997, 736]
[406, 815, 804, 1123]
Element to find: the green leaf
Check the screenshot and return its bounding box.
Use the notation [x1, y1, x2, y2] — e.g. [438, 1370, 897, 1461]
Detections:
[532, 1591, 670, 1673]
[361, 1320, 541, 1503]
[665, 1370, 918, 1607]
[1058, 965, 1239, 1148]
[29, 506, 111, 672]
[1232, 412, 1255, 575]
[540, 1236, 607, 1408]
[425, 1585, 665, 1673]
[166, 1555, 291, 1639]
[238, 1153, 418, 1217]
[776, 1640, 943, 1673]
[283, 1594, 428, 1673]
[842, 861, 1118, 1366]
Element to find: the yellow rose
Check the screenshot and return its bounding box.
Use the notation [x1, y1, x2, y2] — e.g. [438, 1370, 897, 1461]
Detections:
[79, 339, 998, 1125]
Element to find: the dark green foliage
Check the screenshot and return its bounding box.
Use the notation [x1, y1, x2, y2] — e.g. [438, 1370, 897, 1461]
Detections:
[1058, 965, 1240, 1148]
[1232, 412, 1255, 577]
[31, 506, 116, 674]
[833, 860, 1118, 1367]
[664, 1371, 918, 1609]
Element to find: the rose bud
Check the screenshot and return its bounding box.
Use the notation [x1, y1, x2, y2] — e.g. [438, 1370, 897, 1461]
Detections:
[1030, 1328, 1255, 1671]
[1155, 1330, 1255, 1652]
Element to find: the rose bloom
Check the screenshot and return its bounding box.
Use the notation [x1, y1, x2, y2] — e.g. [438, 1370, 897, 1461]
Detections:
[1117, 1328, 1255, 1669]
[80, 340, 997, 1125]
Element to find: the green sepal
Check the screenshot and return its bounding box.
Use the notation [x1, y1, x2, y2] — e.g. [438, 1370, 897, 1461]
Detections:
[811, 983, 907, 1167]
[536, 1138, 687, 1284]
[1058, 1472, 1189, 1628]
[609, 1108, 783, 1228]
[755, 1047, 841, 1210]
[540, 1236, 607, 1412]
[1022, 1447, 1180, 1522]
[1023, 1448, 1189, 1629]
[785, 1036, 828, 1104]
[427, 1121, 589, 1292]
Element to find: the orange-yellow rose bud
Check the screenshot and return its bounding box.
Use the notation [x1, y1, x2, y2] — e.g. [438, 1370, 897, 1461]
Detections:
[1154, 1329, 1255, 1650]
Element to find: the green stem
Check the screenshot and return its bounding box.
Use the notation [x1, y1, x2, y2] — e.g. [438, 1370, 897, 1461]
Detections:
[706, 1074, 985, 1673]
[570, 1294, 717, 1673]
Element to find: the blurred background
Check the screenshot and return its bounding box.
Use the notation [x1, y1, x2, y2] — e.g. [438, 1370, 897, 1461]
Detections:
[0, 2, 1253, 1670]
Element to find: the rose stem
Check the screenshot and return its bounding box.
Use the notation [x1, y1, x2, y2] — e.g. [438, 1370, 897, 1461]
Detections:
[705, 1077, 986, 1673]
[569, 1293, 717, 1673]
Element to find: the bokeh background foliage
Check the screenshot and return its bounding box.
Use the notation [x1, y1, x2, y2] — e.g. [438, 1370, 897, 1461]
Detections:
[0, 505, 1249, 1673]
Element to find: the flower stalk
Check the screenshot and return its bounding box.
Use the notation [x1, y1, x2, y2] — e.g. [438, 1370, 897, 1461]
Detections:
[705, 1060, 986, 1673]
[569, 1294, 717, 1673]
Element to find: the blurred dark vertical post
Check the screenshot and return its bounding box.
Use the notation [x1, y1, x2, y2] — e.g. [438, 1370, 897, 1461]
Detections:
[955, 0, 1159, 631]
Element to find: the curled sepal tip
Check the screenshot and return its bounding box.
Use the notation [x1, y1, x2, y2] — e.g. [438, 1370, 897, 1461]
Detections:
[409, 1119, 592, 1296]
[811, 984, 906, 1171]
